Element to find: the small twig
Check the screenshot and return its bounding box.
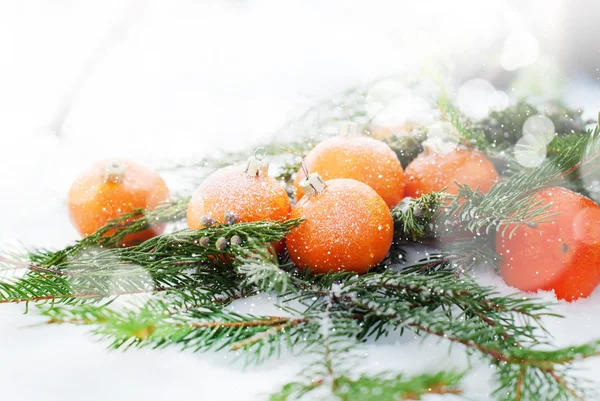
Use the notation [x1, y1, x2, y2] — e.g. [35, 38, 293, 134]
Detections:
[230, 318, 309, 350]
[402, 384, 463, 400]
[28, 265, 78, 277]
[0, 285, 177, 305]
[191, 316, 292, 329]
[546, 370, 585, 401]
[515, 366, 525, 401]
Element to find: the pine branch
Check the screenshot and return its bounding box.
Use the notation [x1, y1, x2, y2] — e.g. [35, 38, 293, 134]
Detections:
[382, 126, 428, 168]
[437, 93, 490, 149]
[33, 196, 190, 268]
[2, 220, 301, 305]
[472, 100, 591, 150]
[392, 192, 448, 242]
[31, 263, 598, 400]
[269, 371, 464, 401]
[40, 301, 317, 364]
[329, 271, 596, 400]
[440, 119, 600, 238]
[392, 118, 600, 247]
[327, 270, 554, 345]
[233, 241, 297, 294]
[334, 372, 464, 401]
[157, 83, 370, 180]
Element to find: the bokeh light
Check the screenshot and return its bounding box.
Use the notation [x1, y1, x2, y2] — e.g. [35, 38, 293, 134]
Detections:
[488, 90, 510, 112]
[523, 114, 556, 145]
[367, 80, 435, 128]
[579, 135, 600, 203]
[514, 136, 547, 168]
[456, 79, 496, 119]
[500, 30, 540, 71]
[65, 248, 155, 306]
[366, 79, 407, 117]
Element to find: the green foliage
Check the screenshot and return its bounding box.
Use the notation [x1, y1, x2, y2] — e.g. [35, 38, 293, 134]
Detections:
[234, 241, 297, 293]
[473, 100, 590, 149]
[4, 81, 600, 401]
[438, 91, 490, 149]
[333, 371, 464, 401]
[1, 220, 301, 305]
[270, 371, 464, 401]
[392, 192, 448, 242]
[382, 126, 428, 168]
[33, 196, 190, 268]
[440, 120, 600, 240]
[41, 301, 316, 364]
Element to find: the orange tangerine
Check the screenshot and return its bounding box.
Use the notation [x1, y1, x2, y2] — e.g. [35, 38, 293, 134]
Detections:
[294, 127, 405, 208]
[405, 148, 498, 197]
[497, 187, 600, 301]
[287, 175, 393, 274]
[67, 158, 170, 245]
[187, 157, 291, 252]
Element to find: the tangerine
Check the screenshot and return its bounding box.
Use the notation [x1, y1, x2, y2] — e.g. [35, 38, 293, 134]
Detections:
[405, 148, 498, 197]
[287, 175, 393, 274]
[496, 187, 600, 301]
[67, 158, 170, 245]
[294, 125, 405, 208]
[187, 156, 291, 252]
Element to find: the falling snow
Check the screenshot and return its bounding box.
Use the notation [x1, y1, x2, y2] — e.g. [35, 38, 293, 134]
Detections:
[3, 1, 600, 401]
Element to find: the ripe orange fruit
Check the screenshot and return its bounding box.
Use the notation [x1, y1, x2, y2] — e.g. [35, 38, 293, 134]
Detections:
[294, 133, 405, 208]
[187, 159, 292, 252]
[68, 158, 170, 245]
[404, 148, 498, 197]
[497, 187, 600, 301]
[287, 176, 393, 274]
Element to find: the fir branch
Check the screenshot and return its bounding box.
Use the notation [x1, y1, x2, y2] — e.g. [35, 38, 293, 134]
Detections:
[405, 239, 500, 275]
[2, 220, 301, 305]
[41, 302, 317, 364]
[233, 241, 297, 294]
[269, 371, 464, 401]
[34, 196, 190, 268]
[437, 93, 490, 149]
[328, 270, 595, 400]
[32, 266, 596, 400]
[392, 192, 448, 242]
[441, 118, 600, 238]
[381, 126, 428, 168]
[329, 270, 554, 345]
[333, 371, 463, 401]
[473, 100, 591, 150]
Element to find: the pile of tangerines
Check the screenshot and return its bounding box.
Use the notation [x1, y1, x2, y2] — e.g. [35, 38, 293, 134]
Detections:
[67, 124, 600, 302]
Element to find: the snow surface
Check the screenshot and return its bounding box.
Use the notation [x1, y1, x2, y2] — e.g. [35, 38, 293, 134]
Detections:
[3, 1, 600, 400]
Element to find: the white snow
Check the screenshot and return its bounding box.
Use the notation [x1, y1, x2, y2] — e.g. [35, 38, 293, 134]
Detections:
[2, 1, 600, 400]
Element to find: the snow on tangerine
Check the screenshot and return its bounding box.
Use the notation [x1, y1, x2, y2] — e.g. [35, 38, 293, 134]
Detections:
[294, 123, 405, 208]
[187, 155, 291, 230]
[405, 144, 498, 197]
[497, 187, 600, 301]
[67, 158, 170, 245]
[287, 174, 393, 274]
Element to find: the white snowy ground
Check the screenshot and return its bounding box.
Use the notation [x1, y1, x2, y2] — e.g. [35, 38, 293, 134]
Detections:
[3, 1, 600, 400]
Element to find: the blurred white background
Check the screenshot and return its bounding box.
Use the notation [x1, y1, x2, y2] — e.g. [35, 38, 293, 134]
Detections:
[3, 1, 600, 400]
